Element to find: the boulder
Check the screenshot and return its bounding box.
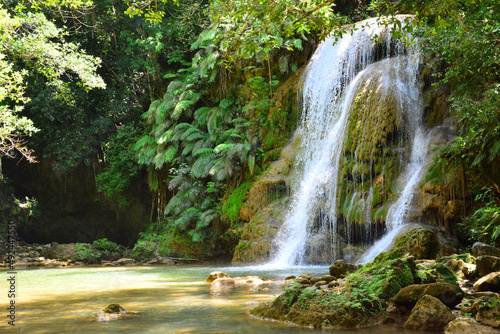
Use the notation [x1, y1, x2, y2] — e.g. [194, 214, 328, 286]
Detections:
[210, 277, 235, 289]
[445, 316, 500, 333]
[404, 295, 455, 330]
[115, 258, 135, 265]
[345, 248, 415, 299]
[477, 256, 500, 277]
[392, 282, 464, 308]
[157, 257, 175, 265]
[475, 272, 500, 293]
[394, 225, 439, 259]
[320, 275, 336, 283]
[206, 271, 230, 283]
[101, 304, 126, 314]
[329, 260, 358, 278]
[473, 243, 500, 258]
[477, 304, 500, 328]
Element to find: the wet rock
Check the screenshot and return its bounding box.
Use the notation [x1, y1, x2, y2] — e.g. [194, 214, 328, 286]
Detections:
[394, 225, 439, 259]
[474, 272, 500, 293]
[415, 260, 458, 285]
[299, 273, 312, 280]
[241, 276, 264, 286]
[473, 243, 500, 258]
[392, 282, 464, 308]
[206, 271, 230, 283]
[477, 256, 500, 277]
[285, 275, 296, 280]
[328, 280, 340, 288]
[445, 316, 500, 333]
[101, 304, 126, 314]
[404, 295, 455, 330]
[329, 260, 358, 278]
[211, 278, 236, 289]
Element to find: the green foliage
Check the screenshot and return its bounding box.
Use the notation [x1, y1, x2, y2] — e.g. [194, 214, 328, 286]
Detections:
[75, 243, 102, 264]
[222, 183, 250, 225]
[96, 125, 143, 206]
[460, 202, 500, 247]
[92, 238, 118, 252]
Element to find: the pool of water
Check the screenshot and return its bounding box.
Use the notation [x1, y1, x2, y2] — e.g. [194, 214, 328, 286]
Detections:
[1, 265, 433, 333]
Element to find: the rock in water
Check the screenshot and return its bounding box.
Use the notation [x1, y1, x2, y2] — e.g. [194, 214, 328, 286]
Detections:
[206, 271, 230, 283]
[101, 304, 126, 314]
[404, 295, 455, 330]
[394, 225, 439, 259]
[445, 316, 500, 334]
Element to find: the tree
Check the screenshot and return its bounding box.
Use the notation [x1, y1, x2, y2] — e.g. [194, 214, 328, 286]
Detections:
[0, 4, 105, 170]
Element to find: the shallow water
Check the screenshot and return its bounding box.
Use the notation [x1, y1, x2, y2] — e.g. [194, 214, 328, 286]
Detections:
[1, 265, 436, 333]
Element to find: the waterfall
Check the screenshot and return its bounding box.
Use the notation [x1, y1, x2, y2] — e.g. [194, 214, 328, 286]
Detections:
[270, 16, 424, 267]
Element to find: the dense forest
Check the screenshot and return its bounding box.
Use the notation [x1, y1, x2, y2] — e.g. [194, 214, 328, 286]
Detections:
[0, 0, 499, 263]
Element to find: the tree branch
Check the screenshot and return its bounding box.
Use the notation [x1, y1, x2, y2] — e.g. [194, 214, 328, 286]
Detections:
[293, 0, 336, 25]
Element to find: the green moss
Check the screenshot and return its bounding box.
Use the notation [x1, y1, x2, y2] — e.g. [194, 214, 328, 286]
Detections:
[345, 248, 415, 299]
[222, 183, 251, 225]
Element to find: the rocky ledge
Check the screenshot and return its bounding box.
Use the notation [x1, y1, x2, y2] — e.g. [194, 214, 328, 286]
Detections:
[250, 240, 500, 332]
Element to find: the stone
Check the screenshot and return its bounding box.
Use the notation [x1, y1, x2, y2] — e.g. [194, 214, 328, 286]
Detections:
[329, 260, 358, 278]
[444, 316, 500, 334]
[157, 257, 175, 265]
[313, 280, 328, 288]
[309, 277, 322, 284]
[206, 271, 230, 283]
[477, 304, 500, 328]
[477, 256, 500, 277]
[211, 278, 235, 289]
[296, 278, 310, 285]
[475, 272, 500, 293]
[473, 243, 500, 258]
[101, 304, 126, 314]
[115, 258, 135, 265]
[320, 275, 335, 283]
[285, 275, 296, 280]
[404, 295, 455, 330]
[394, 225, 439, 259]
[392, 282, 464, 308]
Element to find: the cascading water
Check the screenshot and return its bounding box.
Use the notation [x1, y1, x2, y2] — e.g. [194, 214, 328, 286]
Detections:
[270, 16, 425, 267]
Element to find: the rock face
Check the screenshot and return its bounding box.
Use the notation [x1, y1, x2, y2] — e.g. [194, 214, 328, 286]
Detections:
[474, 272, 500, 293]
[392, 282, 464, 308]
[477, 256, 500, 277]
[404, 295, 455, 330]
[444, 316, 500, 334]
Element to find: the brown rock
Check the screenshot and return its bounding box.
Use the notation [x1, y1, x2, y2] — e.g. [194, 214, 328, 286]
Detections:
[444, 316, 500, 333]
[206, 271, 230, 283]
[473, 243, 500, 258]
[475, 272, 500, 293]
[404, 295, 455, 330]
[329, 260, 358, 278]
[392, 282, 464, 308]
[211, 278, 235, 288]
[477, 256, 500, 277]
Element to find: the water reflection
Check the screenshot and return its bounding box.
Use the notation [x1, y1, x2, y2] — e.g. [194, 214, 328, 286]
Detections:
[1, 265, 434, 333]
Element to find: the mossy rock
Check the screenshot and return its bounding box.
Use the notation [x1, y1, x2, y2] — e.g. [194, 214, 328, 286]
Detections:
[345, 248, 415, 299]
[414, 260, 458, 285]
[392, 282, 464, 309]
[101, 304, 126, 314]
[394, 225, 439, 259]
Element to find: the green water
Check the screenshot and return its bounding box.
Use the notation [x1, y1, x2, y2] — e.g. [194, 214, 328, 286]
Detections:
[1, 265, 433, 333]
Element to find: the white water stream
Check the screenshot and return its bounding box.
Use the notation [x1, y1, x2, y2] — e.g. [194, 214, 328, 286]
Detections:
[271, 16, 426, 267]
